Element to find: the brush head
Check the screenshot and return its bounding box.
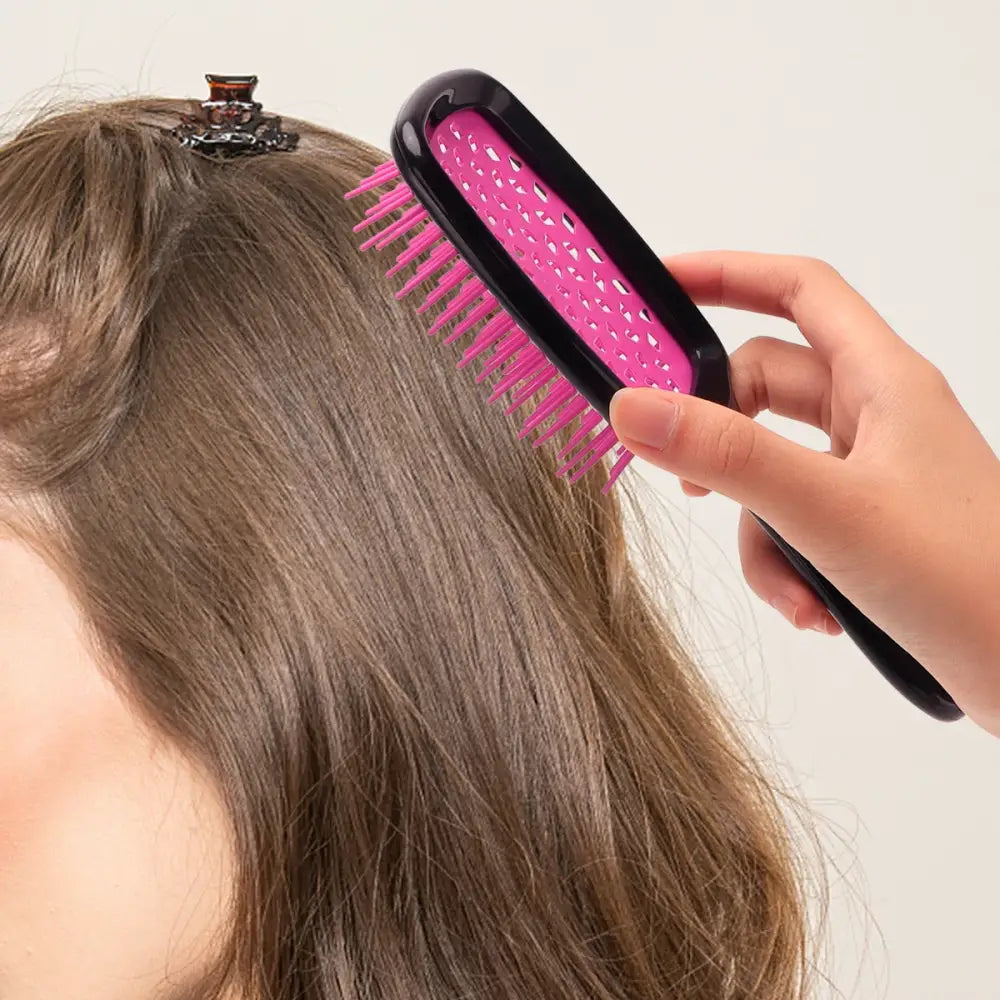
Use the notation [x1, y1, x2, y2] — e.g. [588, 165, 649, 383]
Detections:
[351, 72, 968, 723]
[429, 109, 693, 392]
[347, 69, 730, 490]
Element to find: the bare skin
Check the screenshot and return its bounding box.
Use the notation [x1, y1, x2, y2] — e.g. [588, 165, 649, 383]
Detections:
[0, 529, 233, 999]
[610, 251, 1000, 736]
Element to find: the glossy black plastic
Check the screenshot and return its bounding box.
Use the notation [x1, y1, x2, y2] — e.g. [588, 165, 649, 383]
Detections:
[753, 518, 960, 719]
[391, 69, 730, 416]
[390, 69, 962, 722]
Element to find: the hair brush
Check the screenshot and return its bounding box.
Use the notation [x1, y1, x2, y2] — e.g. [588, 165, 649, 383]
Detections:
[345, 69, 961, 723]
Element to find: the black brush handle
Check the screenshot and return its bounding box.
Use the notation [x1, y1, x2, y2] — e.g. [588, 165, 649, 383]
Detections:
[752, 515, 962, 721]
[388, 69, 962, 723]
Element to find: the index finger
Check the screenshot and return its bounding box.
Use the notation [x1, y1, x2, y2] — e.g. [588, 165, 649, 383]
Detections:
[663, 250, 905, 361]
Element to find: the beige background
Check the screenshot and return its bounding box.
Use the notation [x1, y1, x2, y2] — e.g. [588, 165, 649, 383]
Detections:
[1, 1, 997, 996]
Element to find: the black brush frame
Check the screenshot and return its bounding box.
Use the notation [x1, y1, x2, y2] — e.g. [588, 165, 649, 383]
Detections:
[388, 68, 962, 723]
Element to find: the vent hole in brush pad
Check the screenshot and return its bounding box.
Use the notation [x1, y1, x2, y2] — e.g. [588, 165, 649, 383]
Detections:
[430, 109, 693, 393]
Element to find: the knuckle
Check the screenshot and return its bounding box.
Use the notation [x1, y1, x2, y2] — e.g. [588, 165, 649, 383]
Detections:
[774, 257, 840, 313]
[801, 256, 840, 281]
[917, 359, 953, 398]
[730, 339, 773, 417]
[712, 414, 757, 478]
[736, 335, 784, 362]
[877, 355, 953, 413]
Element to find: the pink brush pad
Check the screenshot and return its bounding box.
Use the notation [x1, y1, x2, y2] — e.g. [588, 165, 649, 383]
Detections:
[428, 110, 692, 395]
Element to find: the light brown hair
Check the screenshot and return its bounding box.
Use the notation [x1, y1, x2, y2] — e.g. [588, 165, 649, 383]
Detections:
[0, 96, 816, 999]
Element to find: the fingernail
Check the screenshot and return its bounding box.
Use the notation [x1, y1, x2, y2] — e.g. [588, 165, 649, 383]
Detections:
[610, 388, 679, 450]
[810, 613, 841, 635]
[771, 596, 798, 626]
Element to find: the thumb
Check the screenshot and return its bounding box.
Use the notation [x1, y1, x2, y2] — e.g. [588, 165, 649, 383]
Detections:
[610, 387, 856, 547]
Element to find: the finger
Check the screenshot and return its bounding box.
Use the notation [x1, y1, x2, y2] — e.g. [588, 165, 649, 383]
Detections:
[738, 511, 842, 634]
[609, 387, 869, 553]
[662, 251, 905, 363]
[729, 336, 833, 432]
[681, 480, 711, 497]
[675, 339, 832, 499]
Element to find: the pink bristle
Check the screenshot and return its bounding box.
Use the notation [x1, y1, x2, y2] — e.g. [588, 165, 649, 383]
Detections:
[358, 228, 386, 252]
[359, 203, 425, 251]
[566, 426, 620, 482]
[476, 334, 529, 383]
[518, 378, 576, 438]
[518, 379, 576, 437]
[372, 204, 428, 250]
[557, 424, 617, 481]
[505, 364, 558, 411]
[490, 353, 550, 403]
[428, 279, 487, 335]
[533, 396, 589, 446]
[345, 153, 637, 494]
[458, 314, 515, 369]
[603, 448, 633, 492]
[491, 352, 545, 397]
[569, 448, 617, 484]
[557, 440, 595, 478]
[344, 161, 400, 199]
[449, 293, 497, 338]
[564, 424, 616, 471]
[476, 332, 531, 381]
[352, 188, 409, 233]
[363, 182, 412, 218]
[386, 224, 445, 277]
[417, 260, 473, 313]
[396, 242, 458, 298]
[557, 410, 603, 460]
[443, 296, 496, 345]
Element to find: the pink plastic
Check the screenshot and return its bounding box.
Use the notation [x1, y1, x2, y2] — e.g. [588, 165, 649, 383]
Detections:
[346, 110, 692, 490]
[429, 110, 692, 394]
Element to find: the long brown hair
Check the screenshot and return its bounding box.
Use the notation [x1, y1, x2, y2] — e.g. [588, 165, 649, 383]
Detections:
[0, 96, 816, 999]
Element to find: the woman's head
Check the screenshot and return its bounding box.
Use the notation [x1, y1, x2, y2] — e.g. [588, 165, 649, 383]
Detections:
[0, 96, 813, 998]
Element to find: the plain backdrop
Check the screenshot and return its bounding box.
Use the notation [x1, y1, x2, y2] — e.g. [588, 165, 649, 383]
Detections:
[1, 1, 997, 997]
